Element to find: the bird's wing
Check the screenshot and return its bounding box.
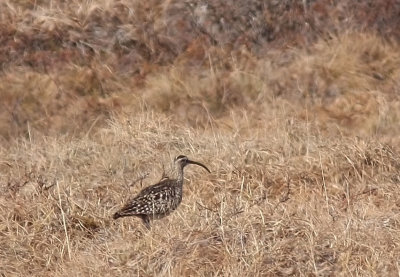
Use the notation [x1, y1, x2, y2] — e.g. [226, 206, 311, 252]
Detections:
[118, 197, 153, 215]
[116, 178, 177, 216]
[136, 177, 173, 197]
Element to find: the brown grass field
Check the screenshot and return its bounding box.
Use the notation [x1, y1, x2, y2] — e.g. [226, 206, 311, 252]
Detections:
[1, 0, 400, 276]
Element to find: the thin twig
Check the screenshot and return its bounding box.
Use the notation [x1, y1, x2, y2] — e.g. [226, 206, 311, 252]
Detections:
[128, 172, 150, 187]
[56, 180, 71, 261]
[273, 175, 291, 211]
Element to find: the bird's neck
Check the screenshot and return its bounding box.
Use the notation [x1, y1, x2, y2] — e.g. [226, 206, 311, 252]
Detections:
[175, 165, 185, 186]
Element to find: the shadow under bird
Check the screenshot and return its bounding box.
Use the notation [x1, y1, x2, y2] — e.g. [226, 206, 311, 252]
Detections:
[113, 155, 211, 228]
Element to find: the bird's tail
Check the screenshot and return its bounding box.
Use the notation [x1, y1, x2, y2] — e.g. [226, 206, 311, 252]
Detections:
[113, 212, 122, 219]
[113, 209, 135, 219]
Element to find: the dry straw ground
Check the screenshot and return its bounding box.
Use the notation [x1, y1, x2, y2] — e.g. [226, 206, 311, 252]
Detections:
[1, 0, 400, 276]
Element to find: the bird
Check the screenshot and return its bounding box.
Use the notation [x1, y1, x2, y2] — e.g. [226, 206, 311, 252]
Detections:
[113, 155, 211, 229]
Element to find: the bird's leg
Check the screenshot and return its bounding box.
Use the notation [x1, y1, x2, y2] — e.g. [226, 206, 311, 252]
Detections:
[139, 215, 151, 230]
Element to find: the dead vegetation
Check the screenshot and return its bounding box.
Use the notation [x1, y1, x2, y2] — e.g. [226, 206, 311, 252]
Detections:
[1, 0, 400, 276]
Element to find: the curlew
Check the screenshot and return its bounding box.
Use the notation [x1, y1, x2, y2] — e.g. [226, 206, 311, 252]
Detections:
[113, 155, 210, 228]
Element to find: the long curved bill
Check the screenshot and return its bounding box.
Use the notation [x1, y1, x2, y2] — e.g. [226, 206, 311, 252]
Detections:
[187, 160, 211, 173]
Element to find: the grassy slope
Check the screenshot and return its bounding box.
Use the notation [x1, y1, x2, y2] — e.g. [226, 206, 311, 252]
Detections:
[1, 1, 400, 276]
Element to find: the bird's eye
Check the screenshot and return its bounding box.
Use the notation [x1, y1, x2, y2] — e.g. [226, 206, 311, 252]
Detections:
[176, 155, 186, 160]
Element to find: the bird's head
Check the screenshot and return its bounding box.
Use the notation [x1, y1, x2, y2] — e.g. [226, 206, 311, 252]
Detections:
[174, 155, 211, 173]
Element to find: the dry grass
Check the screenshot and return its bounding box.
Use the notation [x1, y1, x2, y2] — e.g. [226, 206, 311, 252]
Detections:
[1, 0, 400, 276]
[1, 112, 400, 276]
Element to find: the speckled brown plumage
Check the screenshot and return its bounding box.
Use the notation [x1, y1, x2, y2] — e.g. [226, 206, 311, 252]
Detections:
[113, 155, 210, 228]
